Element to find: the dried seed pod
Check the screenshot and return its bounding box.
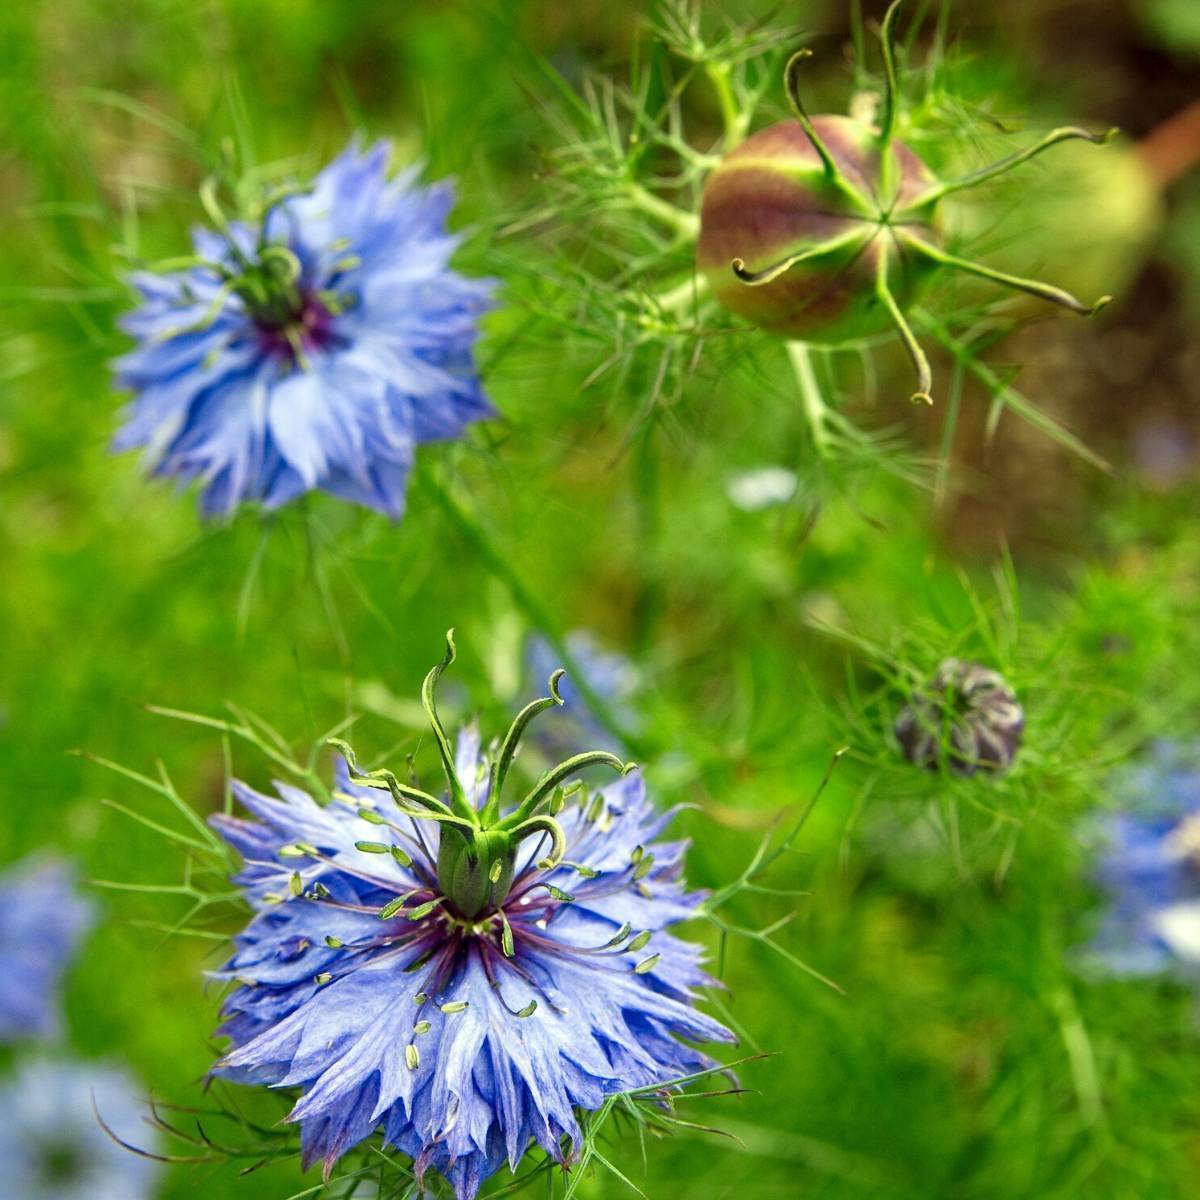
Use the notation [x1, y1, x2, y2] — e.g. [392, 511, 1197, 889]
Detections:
[895, 658, 1025, 776]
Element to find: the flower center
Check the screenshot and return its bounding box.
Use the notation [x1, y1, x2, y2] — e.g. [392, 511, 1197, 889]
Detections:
[253, 289, 337, 362]
[436, 825, 518, 920]
[330, 630, 635, 927]
[222, 242, 349, 364]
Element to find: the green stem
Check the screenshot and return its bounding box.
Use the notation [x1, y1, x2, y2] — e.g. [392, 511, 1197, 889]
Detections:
[1049, 986, 1106, 1129]
[651, 272, 709, 318]
[626, 183, 700, 239]
[850, 0, 868, 92]
[418, 468, 649, 758]
[878, 1, 906, 152]
[503, 750, 629, 828]
[784, 51, 874, 215]
[705, 61, 746, 150]
[786, 342, 833, 459]
[732, 226, 873, 287]
[486, 674, 565, 823]
[874, 240, 933, 404]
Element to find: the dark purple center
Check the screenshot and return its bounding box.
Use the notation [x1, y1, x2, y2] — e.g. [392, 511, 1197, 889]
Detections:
[254, 291, 339, 361]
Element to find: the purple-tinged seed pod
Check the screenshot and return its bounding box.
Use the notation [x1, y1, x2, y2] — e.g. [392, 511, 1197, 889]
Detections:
[894, 658, 1025, 777]
[698, 115, 939, 346]
[696, 1, 1115, 404]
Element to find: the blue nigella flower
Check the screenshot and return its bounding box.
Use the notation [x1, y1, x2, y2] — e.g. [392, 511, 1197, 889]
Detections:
[1085, 741, 1200, 977]
[525, 630, 640, 757]
[0, 858, 95, 1042]
[0, 1057, 160, 1200]
[112, 140, 494, 518]
[209, 633, 732, 1198]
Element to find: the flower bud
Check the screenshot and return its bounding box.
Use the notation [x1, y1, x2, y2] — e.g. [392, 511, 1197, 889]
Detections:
[894, 658, 1024, 776]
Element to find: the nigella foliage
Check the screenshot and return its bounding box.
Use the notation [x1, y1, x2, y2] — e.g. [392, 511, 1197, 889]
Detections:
[0, 857, 94, 1042]
[209, 634, 732, 1198]
[1085, 742, 1200, 978]
[0, 1058, 160, 1200]
[113, 140, 494, 518]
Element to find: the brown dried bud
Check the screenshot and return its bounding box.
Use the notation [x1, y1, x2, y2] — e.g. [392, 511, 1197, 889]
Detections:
[894, 658, 1024, 776]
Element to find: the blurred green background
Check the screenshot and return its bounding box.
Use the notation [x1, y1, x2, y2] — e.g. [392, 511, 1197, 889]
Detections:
[2, 1, 1200, 1197]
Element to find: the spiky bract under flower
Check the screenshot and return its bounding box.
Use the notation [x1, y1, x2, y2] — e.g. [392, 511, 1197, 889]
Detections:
[1086, 742, 1200, 977]
[209, 638, 731, 1198]
[0, 857, 94, 1042]
[113, 140, 494, 518]
[0, 1058, 160, 1200]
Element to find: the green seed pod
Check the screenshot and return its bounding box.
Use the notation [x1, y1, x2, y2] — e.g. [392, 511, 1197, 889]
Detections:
[696, 1, 1114, 403]
[436, 826, 517, 921]
[943, 136, 1161, 316]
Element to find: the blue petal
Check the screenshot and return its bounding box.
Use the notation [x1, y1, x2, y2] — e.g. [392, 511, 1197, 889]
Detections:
[0, 858, 95, 1041]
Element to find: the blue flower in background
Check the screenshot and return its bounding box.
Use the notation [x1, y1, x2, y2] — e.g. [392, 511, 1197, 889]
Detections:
[209, 636, 730, 1199]
[0, 1058, 160, 1200]
[113, 140, 494, 518]
[0, 858, 94, 1042]
[526, 630, 640, 756]
[1086, 742, 1200, 977]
